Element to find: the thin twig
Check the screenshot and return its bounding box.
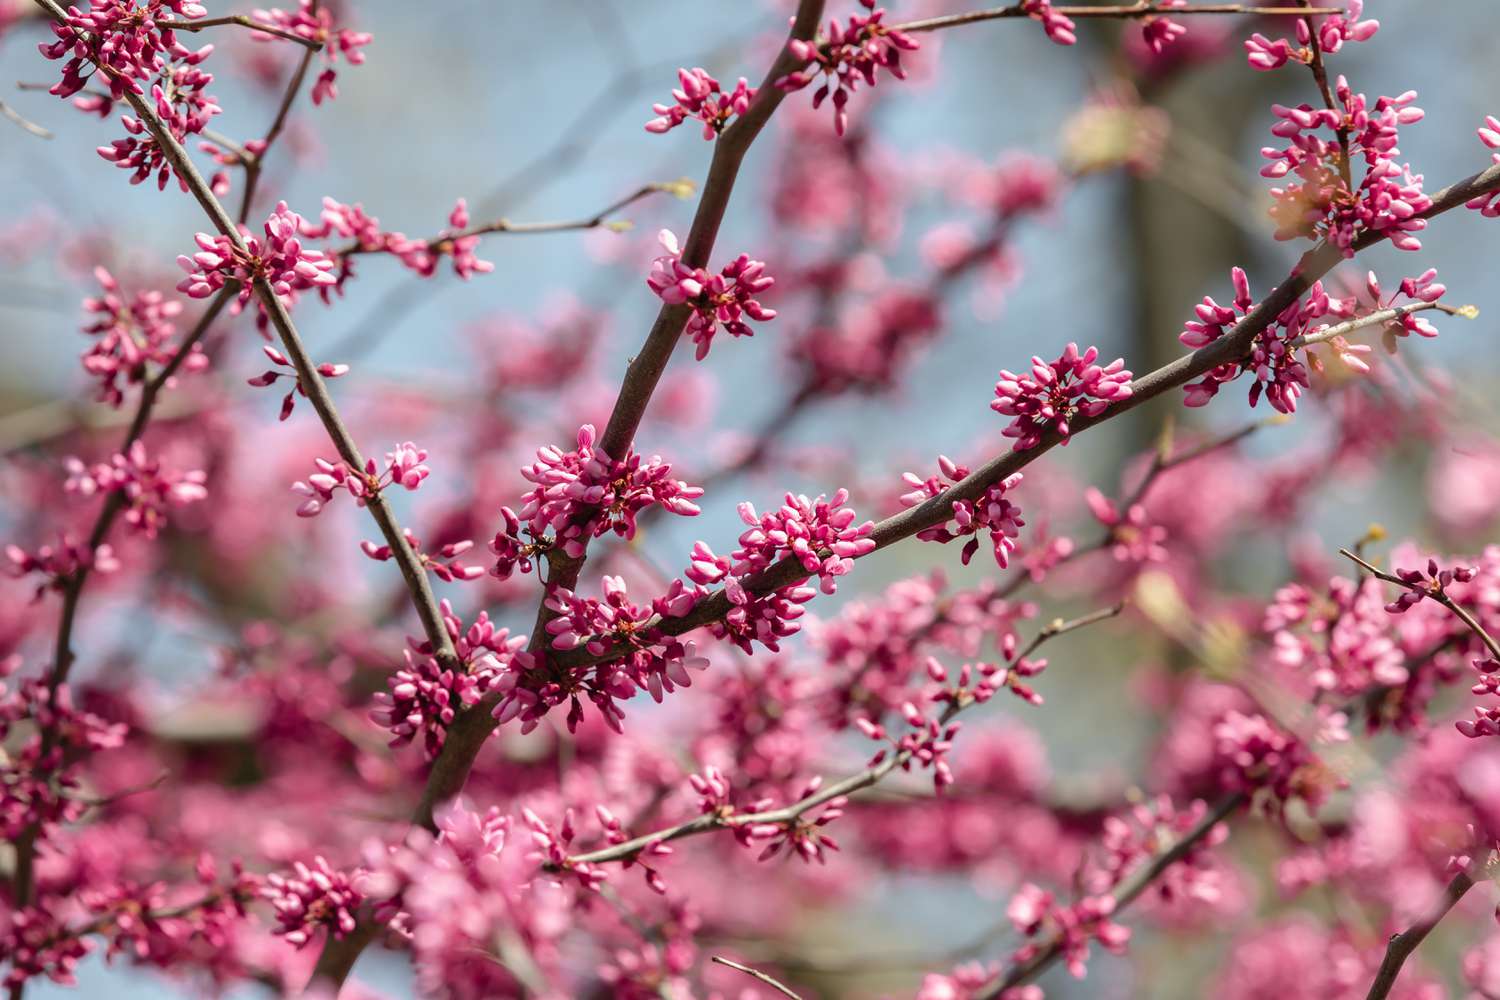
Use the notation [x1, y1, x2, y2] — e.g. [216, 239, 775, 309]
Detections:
[1291, 301, 1475, 350]
[981, 791, 1245, 996]
[157, 15, 323, 49]
[893, 2, 1339, 35]
[1364, 862, 1482, 1000]
[1339, 549, 1500, 662]
[712, 957, 804, 999]
[1, 99, 53, 138]
[560, 605, 1122, 868]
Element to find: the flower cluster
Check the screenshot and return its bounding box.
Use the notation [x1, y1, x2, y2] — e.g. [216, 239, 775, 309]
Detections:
[991, 343, 1133, 451]
[540, 576, 711, 719]
[291, 441, 429, 517]
[176, 202, 338, 319]
[80, 266, 205, 406]
[688, 489, 876, 598]
[371, 604, 528, 758]
[96, 46, 219, 189]
[1085, 487, 1167, 567]
[646, 229, 776, 360]
[245, 343, 349, 420]
[1089, 796, 1229, 910]
[40, 0, 206, 101]
[489, 423, 703, 574]
[63, 442, 207, 538]
[250, 0, 372, 104]
[5, 535, 120, 597]
[1244, 1, 1379, 72]
[1022, 0, 1077, 46]
[775, 0, 918, 135]
[1007, 882, 1130, 979]
[0, 679, 127, 839]
[1468, 115, 1500, 217]
[301, 197, 494, 281]
[901, 457, 1026, 569]
[1213, 709, 1342, 816]
[1260, 79, 1430, 256]
[361, 530, 483, 582]
[644, 67, 755, 138]
[261, 856, 364, 947]
[1265, 576, 1406, 700]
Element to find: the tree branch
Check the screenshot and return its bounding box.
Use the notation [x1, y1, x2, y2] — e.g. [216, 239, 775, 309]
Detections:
[1364, 863, 1481, 1000]
[893, 2, 1339, 35]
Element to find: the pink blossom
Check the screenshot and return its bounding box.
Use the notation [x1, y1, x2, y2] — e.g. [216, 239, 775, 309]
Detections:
[80, 267, 203, 407]
[246, 343, 348, 420]
[290, 442, 431, 517]
[1085, 487, 1167, 566]
[644, 67, 755, 138]
[63, 441, 207, 538]
[1468, 115, 1500, 216]
[991, 343, 1133, 450]
[176, 202, 337, 318]
[1139, 1, 1188, 55]
[1021, 0, 1076, 46]
[40, 0, 207, 101]
[1243, 1, 1379, 72]
[1261, 80, 1430, 256]
[261, 856, 364, 947]
[775, 0, 919, 135]
[251, 0, 371, 105]
[647, 230, 776, 359]
[901, 457, 1026, 569]
[5, 535, 120, 599]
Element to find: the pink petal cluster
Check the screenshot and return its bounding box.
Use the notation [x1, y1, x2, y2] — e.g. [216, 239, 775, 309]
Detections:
[1213, 709, 1341, 816]
[1139, 1, 1188, 55]
[250, 0, 371, 104]
[361, 530, 483, 582]
[991, 343, 1133, 451]
[80, 266, 204, 407]
[39, 0, 206, 101]
[1244, 1, 1379, 71]
[493, 423, 703, 571]
[901, 457, 1026, 569]
[300, 197, 494, 281]
[644, 67, 756, 138]
[5, 535, 120, 598]
[261, 855, 363, 947]
[246, 343, 348, 420]
[647, 230, 776, 360]
[0, 679, 126, 839]
[1265, 576, 1406, 699]
[689, 488, 876, 598]
[96, 46, 219, 190]
[1006, 883, 1130, 979]
[1468, 116, 1500, 216]
[1085, 487, 1167, 567]
[1021, 0, 1077, 46]
[536, 576, 710, 728]
[1261, 79, 1430, 256]
[290, 441, 429, 517]
[371, 604, 528, 758]
[1089, 796, 1229, 909]
[176, 202, 337, 318]
[63, 441, 207, 538]
[775, 0, 919, 136]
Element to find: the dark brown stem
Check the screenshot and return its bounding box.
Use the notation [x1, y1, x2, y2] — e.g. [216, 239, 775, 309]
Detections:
[894, 2, 1339, 35]
[1364, 863, 1481, 1000]
[237, 43, 318, 223]
[157, 15, 323, 49]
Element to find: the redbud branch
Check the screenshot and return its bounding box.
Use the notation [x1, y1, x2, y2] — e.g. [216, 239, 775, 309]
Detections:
[711, 957, 804, 999]
[1364, 860, 1483, 1000]
[982, 791, 1246, 996]
[1339, 549, 1500, 663]
[1291, 301, 1475, 350]
[8, 282, 237, 912]
[156, 16, 323, 50]
[1299, 2, 1355, 191]
[560, 604, 1122, 868]
[892, 2, 1340, 36]
[28, 0, 462, 673]
[1, 98, 52, 138]
[545, 159, 1500, 675]
[337, 181, 686, 258]
[237, 42, 319, 223]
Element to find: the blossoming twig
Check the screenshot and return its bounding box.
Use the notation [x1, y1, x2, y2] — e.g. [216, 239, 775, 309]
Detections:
[156, 15, 323, 50]
[891, 2, 1340, 36]
[1340, 548, 1500, 663]
[983, 791, 1246, 996]
[1291, 300, 1475, 350]
[558, 605, 1122, 868]
[1364, 860, 1483, 1000]
[711, 957, 803, 999]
